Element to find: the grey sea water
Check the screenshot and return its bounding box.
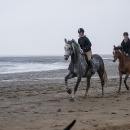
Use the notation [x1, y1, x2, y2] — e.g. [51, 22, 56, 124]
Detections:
[0, 55, 113, 74]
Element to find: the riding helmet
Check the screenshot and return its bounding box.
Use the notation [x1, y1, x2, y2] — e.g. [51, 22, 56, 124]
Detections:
[123, 32, 129, 36]
[78, 28, 84, 33]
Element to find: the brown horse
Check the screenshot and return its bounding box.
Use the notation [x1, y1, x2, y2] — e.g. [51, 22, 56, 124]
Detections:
[113, 45, 130, 93]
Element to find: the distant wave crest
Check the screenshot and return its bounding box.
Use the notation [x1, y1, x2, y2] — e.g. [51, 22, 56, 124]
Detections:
[0, 62, 68, 74]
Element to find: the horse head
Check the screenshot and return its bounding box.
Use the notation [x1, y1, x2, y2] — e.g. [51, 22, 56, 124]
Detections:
[64, 39, 79, 60]
[112, 45, 122, 62]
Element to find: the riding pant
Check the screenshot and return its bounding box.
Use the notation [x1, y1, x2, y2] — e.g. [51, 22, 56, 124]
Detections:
[86, 50, 92, 60]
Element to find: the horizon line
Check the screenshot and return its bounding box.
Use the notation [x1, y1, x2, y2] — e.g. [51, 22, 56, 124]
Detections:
[0, 54, 112, 57]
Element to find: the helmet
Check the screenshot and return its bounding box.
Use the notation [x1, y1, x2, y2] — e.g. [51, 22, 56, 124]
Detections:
[78, 28, 84, 33]
[123, 32, 129, 36]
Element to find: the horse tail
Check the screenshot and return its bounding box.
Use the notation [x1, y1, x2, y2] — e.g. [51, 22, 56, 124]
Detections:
[103, 66, 108, 84]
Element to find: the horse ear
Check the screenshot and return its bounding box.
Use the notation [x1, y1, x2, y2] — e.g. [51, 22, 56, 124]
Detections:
[72, 39, 76, 43]
[64, 38, 68, 43]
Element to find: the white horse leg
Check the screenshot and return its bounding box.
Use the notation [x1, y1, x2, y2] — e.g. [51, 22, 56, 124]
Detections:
[65, 73, 74, 94]
[70, 76, 81, 101]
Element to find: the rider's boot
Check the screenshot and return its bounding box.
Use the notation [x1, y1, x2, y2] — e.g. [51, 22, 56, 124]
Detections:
[88, 59, 95, 74]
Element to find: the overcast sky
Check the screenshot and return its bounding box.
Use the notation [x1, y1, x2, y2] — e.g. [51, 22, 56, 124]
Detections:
[0, 0, 130, 56]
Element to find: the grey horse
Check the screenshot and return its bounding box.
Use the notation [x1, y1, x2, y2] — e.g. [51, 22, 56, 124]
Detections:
[64, 39, 107, 101]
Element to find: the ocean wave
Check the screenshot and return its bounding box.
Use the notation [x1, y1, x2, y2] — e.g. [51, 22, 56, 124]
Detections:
[0, 56, 113, 74]
[0, 62, 68, 74]
[102, 58, 113, 60]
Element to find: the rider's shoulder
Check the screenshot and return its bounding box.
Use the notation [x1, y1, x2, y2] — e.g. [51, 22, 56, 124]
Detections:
[122, 38, 130, 43]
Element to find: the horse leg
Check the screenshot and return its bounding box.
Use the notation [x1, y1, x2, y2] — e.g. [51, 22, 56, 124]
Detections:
[118, 73, 122, 93]
[65, 72, 75, 94]
[124, 74, 129, 90]
[70, 76, 81, 101]
[83, 76, 91, 98]
[98, 71, 105, 96]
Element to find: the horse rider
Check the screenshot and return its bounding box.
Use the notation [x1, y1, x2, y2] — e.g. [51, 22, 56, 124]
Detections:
[78, 28, 95, 74]
[121, 32, 130, 56]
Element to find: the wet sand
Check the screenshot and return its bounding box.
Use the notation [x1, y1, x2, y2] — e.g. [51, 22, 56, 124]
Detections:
[0, 60, 130, 130]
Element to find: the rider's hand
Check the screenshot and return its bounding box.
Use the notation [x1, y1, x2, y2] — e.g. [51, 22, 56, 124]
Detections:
[126, 53, 129, 56]
[80, 49, 83, 53]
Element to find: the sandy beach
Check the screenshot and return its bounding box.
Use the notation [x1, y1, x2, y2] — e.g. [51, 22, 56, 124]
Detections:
[0, 60, 130, 130]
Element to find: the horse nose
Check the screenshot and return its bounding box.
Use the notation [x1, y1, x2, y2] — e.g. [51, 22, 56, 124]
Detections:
[64, 55, 69, 60]
[112, 59, 115, 62]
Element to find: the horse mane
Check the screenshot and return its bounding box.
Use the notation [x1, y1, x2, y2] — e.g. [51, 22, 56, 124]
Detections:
[71, 39, 79, 47]
[71, 39, 80, 51]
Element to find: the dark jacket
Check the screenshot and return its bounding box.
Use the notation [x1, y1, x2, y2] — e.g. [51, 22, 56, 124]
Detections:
[78, 35, 92, 52]
[121, 38, 130, 54]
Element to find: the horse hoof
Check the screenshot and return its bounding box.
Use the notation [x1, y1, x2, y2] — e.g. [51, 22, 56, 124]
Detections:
[67, 89, 72, 94]
[126, 87, 129, 90]
[69, 97, 74, 102]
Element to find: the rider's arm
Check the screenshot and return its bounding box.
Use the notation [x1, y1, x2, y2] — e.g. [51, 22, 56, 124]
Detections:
[78, 39, 81, 47]
[128, 40, 130, 55]
[83, 37, 92, 52]
[78, 39, 83, 53]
